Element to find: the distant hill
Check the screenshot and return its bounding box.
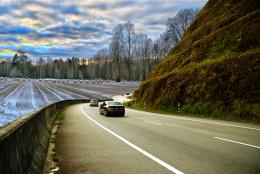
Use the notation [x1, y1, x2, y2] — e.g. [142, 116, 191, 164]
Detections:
[134, 0, 260, 121]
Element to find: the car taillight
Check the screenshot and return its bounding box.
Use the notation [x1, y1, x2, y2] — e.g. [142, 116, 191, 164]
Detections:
[108, 107, 113, 111]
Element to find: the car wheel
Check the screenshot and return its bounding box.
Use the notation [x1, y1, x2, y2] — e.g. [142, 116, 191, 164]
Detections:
[104, 110, 108, 116]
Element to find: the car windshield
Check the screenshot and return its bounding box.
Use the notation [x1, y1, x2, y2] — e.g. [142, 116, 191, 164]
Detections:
[108, 102, 122, 105]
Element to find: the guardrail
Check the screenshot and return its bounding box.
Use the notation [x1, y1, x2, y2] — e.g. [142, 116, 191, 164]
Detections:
[0, 99, 91, 174]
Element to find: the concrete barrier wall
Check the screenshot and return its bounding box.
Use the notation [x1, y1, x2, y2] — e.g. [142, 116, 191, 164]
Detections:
[0, 99, 90, 174]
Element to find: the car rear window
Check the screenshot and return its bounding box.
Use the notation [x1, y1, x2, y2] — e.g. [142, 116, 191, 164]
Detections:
[108, 102, 122, 105]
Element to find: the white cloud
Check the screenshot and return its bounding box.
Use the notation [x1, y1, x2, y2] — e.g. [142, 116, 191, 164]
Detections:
[0, 0, 207, 58]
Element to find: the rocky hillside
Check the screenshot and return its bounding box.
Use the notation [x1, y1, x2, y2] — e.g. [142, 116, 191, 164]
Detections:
[134, 0, 260, 120]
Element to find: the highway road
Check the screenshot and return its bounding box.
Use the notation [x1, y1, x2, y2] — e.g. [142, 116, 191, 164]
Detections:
[56, 103, 260, 174]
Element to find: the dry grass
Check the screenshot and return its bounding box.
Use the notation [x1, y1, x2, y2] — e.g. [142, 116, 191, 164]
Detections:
[134, 0, 260, 121]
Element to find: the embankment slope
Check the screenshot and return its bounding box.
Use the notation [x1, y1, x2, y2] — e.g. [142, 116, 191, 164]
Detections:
[134, 0, 260, 120]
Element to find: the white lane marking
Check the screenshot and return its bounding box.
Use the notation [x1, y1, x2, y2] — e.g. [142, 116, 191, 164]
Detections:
[132, 116, 162, 126]
[30, 82, 37, 109]
[145, 120, 162, 126]
[127, 109, 260, 131]
[132, 116, 144, 121]
[80, 105, 183, 174]
[36, 83, 50, 103]
[214, 137, 260, 149]
[40, 82, 64, 100]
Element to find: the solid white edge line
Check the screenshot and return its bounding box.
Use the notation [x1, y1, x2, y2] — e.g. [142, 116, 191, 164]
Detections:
[80, 105, 184, 174]
[145, 120, 162, 126]
[214, 137, 260, 149]
[127, 109, 260, 131]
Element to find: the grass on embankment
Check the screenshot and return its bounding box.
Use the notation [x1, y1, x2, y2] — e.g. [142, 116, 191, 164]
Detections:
[133, 0, 260, 124]
[124, 100, 260, 125]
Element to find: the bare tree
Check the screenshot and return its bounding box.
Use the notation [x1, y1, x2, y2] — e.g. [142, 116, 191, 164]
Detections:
[136, 33, 152, 79]
[123, 21, 136, 80]
[166, 8, 199, 43]
[37, 57, 45, 78]
[109, 24, 124, 82]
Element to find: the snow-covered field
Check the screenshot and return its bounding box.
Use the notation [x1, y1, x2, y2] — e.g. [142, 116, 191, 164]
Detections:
[0, 78, 139, 127]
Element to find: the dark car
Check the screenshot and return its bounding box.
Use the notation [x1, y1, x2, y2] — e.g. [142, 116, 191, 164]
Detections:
[90, 99, 99, 107]
[99, 101, 125, 117]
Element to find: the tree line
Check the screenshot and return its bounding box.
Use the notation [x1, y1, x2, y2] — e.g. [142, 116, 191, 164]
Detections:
[0, 8, 198, 80]
[0, 57, 90, 79]
[86, 8, 199, 81]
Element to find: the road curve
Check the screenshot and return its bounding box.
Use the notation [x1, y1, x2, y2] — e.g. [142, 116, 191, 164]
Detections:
[56, 103, 260, 174]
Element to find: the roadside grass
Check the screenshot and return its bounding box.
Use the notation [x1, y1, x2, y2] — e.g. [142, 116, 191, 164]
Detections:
[125, 101, 260, 125]
[51, 109, 66, 163]
[56, 109, 66, 123]
[44, 108, 66, 173]
[126, 95, 133, 99]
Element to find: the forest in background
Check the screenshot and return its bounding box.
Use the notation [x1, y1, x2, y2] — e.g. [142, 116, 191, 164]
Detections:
[0, 8, 198, 81]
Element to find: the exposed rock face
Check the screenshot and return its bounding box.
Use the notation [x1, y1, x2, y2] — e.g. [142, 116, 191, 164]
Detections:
[134, 0, 260, 120]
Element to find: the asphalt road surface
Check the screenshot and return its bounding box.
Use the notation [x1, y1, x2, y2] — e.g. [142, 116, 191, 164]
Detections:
[56, 103, 260, 174]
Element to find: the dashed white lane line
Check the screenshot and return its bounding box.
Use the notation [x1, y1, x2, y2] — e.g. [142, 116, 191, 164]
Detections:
[132, 116, 162, 126]
[214, 137, 260, 149]
[127, 109, 260, 131]
[80, 105, 183, 174]
[145, 120, 162, 126]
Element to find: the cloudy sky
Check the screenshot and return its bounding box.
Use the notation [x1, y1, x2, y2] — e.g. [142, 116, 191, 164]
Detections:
[0, 0, 207, 59]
